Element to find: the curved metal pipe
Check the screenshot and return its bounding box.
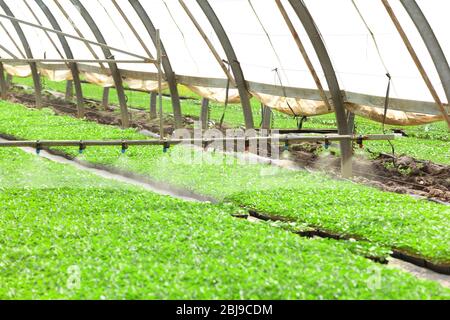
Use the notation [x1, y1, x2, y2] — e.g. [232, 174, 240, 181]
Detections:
[178, 0, 235, 87]
[35, 0, 85, 118]
[128, 0, 183, 129]
[0, 0, 42, 107]
[0, 62, 7, 99]
[69, 0, 130, 128]
[196, 0, 254, 129]
[287, 0, 352, 177]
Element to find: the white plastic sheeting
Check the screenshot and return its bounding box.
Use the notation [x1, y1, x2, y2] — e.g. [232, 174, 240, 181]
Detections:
[0, 0, 448, 124]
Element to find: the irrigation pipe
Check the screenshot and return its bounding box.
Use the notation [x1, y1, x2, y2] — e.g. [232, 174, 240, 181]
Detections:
[0, 134, 395, 149]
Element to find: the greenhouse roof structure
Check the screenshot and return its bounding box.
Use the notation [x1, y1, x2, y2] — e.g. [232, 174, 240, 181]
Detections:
[0, 0, 449, 178]
[0, 0, 448, 121]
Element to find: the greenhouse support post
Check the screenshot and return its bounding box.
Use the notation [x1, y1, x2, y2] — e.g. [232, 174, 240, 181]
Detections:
[157, 30, 164, 139]
[65, 80, 73, 101]
[102, 88, 110, 110]
[261, 105, 273, 130]
[35, 0, 85, 118]
[0, 62, 7, 99]
[150, 92, 158, 119]
[200, 98, 210, 129]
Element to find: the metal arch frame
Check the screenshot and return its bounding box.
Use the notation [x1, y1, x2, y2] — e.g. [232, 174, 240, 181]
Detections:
[274, 0, 331, 111]
[196, 0, 254, 129]
[0, 0, 42, 108]
[35, 0, 85, 118]
[69, 0, 130, 128]
[400, 0, 450, 115]
[0, 13, 152, 62]
[52, 0, 106, 71]
[22, 0, 65, 61]
[178, 0, 235, 87]
[287, 0, 352, 177]
[128, 0, 183, 129]
[0, 62, 7, 99]
[111, 0, 154, 60]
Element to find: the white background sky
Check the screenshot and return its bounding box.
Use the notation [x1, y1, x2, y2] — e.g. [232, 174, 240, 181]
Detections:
[0, 0, 448, 104]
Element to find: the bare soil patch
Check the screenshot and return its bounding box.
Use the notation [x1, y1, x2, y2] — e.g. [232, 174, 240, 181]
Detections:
[288, 143, 450, 204]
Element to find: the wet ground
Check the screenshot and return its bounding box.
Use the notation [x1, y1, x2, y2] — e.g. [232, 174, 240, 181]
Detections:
[388, 258, 450, 288]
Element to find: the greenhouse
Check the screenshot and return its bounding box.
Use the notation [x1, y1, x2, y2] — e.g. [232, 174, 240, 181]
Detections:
[0, 0, 449, 302]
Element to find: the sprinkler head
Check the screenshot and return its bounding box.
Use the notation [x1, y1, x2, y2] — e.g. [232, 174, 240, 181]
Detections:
[79, 142, 86, 154]
[121, 142, 128, 154]
[324, 139, 331, 150]
[36, 141, 42, 155]
[356, 136, 364, 149]
[163, 142, 170, 153]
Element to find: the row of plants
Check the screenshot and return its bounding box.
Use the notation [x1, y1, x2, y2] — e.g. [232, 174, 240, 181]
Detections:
[0, 101, 448, 266]
[3, 147, 449, 299]
[228, 184, 450, 264]
[12, 76, 269, 129]
[12, 76, 449, 164]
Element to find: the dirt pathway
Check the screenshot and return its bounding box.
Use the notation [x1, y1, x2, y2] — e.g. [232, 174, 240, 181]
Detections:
[388, 258, 450, 288]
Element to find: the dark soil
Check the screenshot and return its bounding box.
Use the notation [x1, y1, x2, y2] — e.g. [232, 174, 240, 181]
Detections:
[8, 86, 235, 135]
[9, 89, 197, 135]
[287, 143, 450, 204]
[6, 86, 450, 204]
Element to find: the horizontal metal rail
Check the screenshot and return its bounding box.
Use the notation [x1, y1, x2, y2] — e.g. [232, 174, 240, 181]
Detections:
[0, 13, 151, 62]
[0, 58, 155, 64]
[257, 128, 339, 134]
[0, 134, 395, 148]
